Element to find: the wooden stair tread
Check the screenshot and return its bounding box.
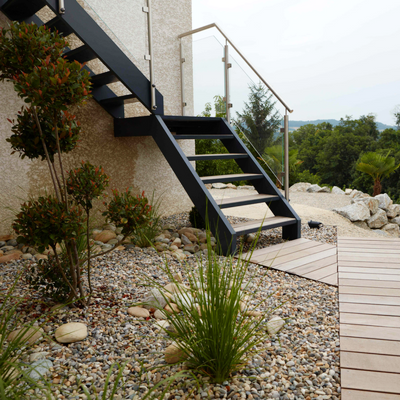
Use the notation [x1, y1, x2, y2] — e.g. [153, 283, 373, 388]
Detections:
[201, 173, 263, 184]
[214, 194, 279, 208]
[187, 153, 248, 161]
[100, 94, 138, 105]
[232, 216, 296, 234]
[174, 134, 234, 140]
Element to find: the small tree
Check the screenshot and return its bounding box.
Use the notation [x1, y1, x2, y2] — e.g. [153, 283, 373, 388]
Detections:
[1, 22, 152, 306]
[234, 83, 281, 154]
[356, 151, 400, 196]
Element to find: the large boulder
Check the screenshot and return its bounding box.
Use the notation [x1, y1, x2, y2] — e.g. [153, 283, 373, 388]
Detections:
[289, 182, 311, 192]
[375, 193, 392, 210]
[386, 204, 400, 218]
[332, 186, 345, 195]
[318, 186, 331, 193]
[353, 221, 369, 230]
[354, 197, 379, 215]
[345, 188, 353, 195]
[381, 223, 400, 237]
[367, 209, 388, 229]
[349, 189, 363, 199]
[55, 323, 87, 344]
[333, 202, 370, 222]
[390, 216, 400, 226]
[307, 184, 322, 193]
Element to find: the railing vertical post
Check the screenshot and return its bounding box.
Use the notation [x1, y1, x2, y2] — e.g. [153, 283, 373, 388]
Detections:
[284, 111, 289, 201]
[180, 38, 186, 116]
[144, 0, 156, 110]
[59, 0, 65, 14]
[223, 42, 231, 124]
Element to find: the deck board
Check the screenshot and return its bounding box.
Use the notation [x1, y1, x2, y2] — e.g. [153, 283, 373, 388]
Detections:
[338, 237, 400, 399]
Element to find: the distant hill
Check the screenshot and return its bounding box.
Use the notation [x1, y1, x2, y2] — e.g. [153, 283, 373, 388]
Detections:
[289, 119, 396, 132]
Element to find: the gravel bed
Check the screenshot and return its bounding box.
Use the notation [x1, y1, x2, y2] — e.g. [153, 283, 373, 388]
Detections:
[1, 213, 340, 400]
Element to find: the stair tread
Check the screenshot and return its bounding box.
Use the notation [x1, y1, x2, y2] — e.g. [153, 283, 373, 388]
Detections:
[64, 45, 97, 63]
[100, 94, 138, 105]
[215, 194, 280, 208]
[90, 71, 119, 87]
[187, 153, 247, 161]
[232, 216, 297, 234]
[174, 134, 234, 140]
[201, 173, 263, 183]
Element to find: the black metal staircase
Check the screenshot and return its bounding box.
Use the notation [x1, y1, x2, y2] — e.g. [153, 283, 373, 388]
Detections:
[0, 0, 301, 255]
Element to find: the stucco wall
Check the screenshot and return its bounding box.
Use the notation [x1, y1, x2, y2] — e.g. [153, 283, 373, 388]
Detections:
[0, 0, 194, 233]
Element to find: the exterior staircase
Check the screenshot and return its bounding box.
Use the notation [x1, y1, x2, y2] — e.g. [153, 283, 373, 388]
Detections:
[0, 0, 301, 255]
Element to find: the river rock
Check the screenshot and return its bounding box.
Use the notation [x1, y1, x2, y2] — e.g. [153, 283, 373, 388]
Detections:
[128, 306, 150, 318]
[164, 303, 180, 313]
[29, 360, 53, 381]
[95, 230, 116, 243]
[289, 182, 311, 192]
[0, 253, 21, 264]
[381, 223, 400, 237]
[154, 309, 168, 320]
[55, 322, 87, 343]
[8, 326, 44, 345]
[375, 193, 392, 210]
[332, 186, 345, 194]
[180, 234, 192, 245]
[165, 343, 188, 364]
[306, 184, 322, 193]
[142, 289, 167, 310]
[172, 292, 195, 309]
[333, 202, 369, 222]
[266, 316, 285, 335]
[367, 209, 388, 228]
[29, 351, 50, 363]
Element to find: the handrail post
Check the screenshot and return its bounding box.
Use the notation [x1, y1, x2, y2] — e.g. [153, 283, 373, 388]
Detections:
[180, 38, 186, 116]
[143, 0, 156, 110]
[223, 43, 232, 123]
[284, 111, 289, 201]
[59, 0, 65, 14]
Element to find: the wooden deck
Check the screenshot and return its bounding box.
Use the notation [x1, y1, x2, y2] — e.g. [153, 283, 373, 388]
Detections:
[338, 236, 400, 400]
[242, 238, 338, 286]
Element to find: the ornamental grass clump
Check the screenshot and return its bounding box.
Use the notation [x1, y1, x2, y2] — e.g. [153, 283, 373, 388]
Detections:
[142, 232, 279, 384]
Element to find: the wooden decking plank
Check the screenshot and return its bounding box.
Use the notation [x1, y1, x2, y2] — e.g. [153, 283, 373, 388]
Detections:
[341, 389, 400, 400]
[339, 278, 400, 289]
[339, 302, 400, 317]
[340, 337, 400, 356]
[288, 254, 337, 274]
[339, 272, 400, 281]
[319, 273, 338, 285]
[339, 245, 400, 252]
[339, 236, 400, 242]
[340, 286, 400, 297]
[339, 266, 400, 275]
[341, 324, 400, 341]
[339, 294, 400, 306]
[339, 260, 400, 269]
[270, 248, 337, 270]
[339, 252, 400, 260]
[247, 240, 324, 263]
[242, 238, 309, 259]
[340, 313, 400, 328]
[341, 351, 400, 373]
[341, 368, 400, 393]
[302, 263, 337, 280]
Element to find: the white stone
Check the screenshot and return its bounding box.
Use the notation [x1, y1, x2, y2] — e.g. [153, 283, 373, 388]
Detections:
[345, 188, 353, 195]
[266, 316, 285, 335]
[154, 309, 168, 320]
[354, 197, 379, 215]
[237, 185, 255, 190]
[375, 193, 392, 210]
[289, 182, 311, 192]
[386, 204, 399, 218]
[318, 186, 331, 193]
[142, 289, 168, 310]
[381, 223, 400, 237]
[128, 306, 150, 318]
[8, 327, 44, 346]
[165, 343, 188, 364]
[55, 323, 87, 344]
[367, 209, 388, 229]
[212, 182, 227, 189]
[391, 216, 400, 226]
[154, 320, 169, 329]
[349, 189, 363, 198]
[172, 292, 195, 309]
[306, 184, 321, 193]
[333, 202, 370, 222]
[29, 351, 50, 363]
[331, 186, 345, 195]
[372, 229, 390, 237]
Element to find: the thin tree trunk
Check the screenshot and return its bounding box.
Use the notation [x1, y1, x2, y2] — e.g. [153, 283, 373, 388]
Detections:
[54, 120, 69, 211]
[373, 179, 382, 196]
[51, 161, 65, 202]
[32, 107, 61, 201]
[86, 209, 93, 299]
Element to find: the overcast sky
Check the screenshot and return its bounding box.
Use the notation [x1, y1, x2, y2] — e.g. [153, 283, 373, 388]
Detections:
[191, 0, 400, 125]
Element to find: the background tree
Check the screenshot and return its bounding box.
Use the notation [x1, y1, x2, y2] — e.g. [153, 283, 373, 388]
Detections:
[234, 83, 281, 154]
[356, 151, 399, 196]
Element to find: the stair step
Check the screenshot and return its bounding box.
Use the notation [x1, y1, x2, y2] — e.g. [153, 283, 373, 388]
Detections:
[64, 45, 97, 63]
[187, 153, 248, 161]
[174, 134, 234, 140]
[45, 16, 74, 36]
[90, 71, 119, 87]
[0, 0, 43, 21]
[233, 216, 297, 235]
[201, 173, 263, 184]
[215, 194, 280, 209]
[100, 94, 138, 106]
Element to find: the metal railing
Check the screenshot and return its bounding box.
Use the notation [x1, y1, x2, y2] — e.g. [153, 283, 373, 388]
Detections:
[178, 23, 292, 199]
[143, 0, 156, 110]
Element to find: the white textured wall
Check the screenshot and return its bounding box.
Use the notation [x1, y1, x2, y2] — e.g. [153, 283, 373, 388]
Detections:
[0, 0, 194, 233]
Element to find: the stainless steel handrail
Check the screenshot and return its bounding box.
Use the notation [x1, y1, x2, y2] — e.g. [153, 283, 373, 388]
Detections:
[178, 23, 293, 114]
[143, 0, 156, 110]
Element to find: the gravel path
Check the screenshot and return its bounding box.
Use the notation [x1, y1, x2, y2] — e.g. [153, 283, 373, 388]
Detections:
[1, 213, 340, 400]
